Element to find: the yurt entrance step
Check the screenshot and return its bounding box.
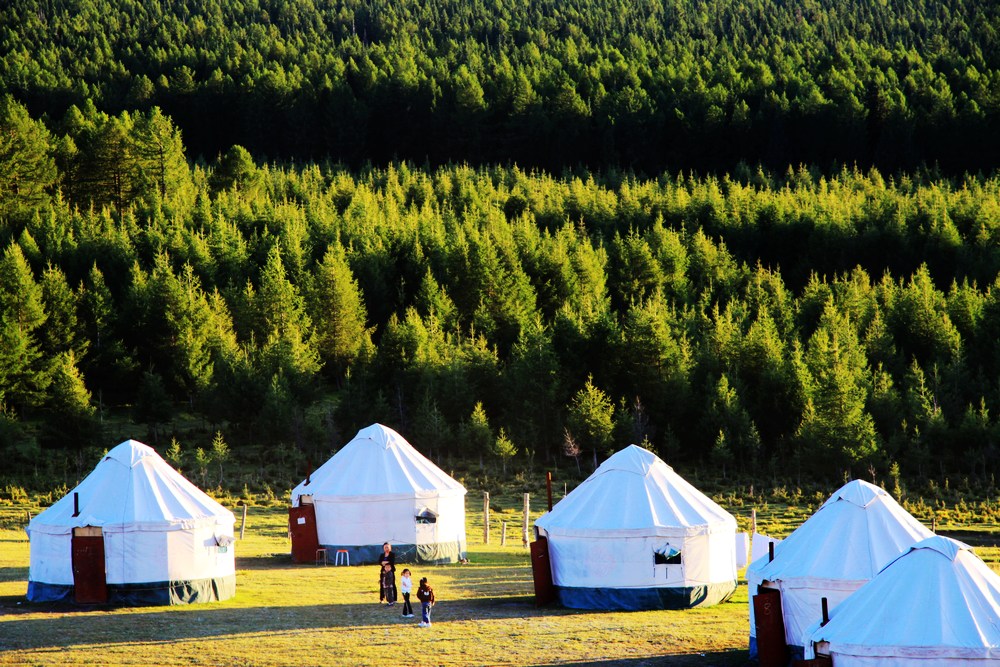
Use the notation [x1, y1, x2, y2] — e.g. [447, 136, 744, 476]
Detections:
[72, 526, 107, 604]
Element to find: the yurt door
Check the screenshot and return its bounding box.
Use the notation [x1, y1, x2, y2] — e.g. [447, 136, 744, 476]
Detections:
[529, 536, 556, 605]
[753, 587, 789, 667]
[72, 526, 107, 604]
[289, 496, 320, 564]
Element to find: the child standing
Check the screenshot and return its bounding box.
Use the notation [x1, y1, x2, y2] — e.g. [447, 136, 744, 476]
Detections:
[399, 568, 413, 618]
[380, 562, 397, 605]
[416, 576, 435, 627]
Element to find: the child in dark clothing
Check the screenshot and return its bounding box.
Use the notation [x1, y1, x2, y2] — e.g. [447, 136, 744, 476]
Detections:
[380, 563, 397, 605]
[416, 576, 435, 627]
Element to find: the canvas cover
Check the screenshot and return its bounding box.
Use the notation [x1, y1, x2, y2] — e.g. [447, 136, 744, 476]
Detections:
[806, 536, 1000, 665]
[290, 424, 467, 564]
[735, 532, 750, 568]
[747, 480, 932, 658]
[535, 445, 737, 610]
[27, 440, 236, 605]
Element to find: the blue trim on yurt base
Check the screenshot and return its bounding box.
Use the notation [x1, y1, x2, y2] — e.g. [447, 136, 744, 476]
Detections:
[27, 575, 236, 606]
[788, 644, 805, 662]
[27, 580, 73, 602]
[321, 540, 467, 565]
[554, 580, 736, 611]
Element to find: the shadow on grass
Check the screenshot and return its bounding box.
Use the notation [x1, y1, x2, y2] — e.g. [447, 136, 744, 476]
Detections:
[0, 566, 29, 582]
[0, 596, 564, 654]
[548, 650, 753, 667]
[548, 650, 749, 666]
[0, 590, 728, 653]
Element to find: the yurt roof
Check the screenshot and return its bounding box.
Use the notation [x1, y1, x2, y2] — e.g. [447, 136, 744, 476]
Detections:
[748, 479, 932, 585]
[809, 536, 1000, 660]
[291, 423, 466, 501]
[27, 440, 234, 535]
[535, 445, 736, 537]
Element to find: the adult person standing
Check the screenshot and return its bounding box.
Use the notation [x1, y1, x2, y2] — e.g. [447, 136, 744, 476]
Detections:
[378, 542, 396, 604]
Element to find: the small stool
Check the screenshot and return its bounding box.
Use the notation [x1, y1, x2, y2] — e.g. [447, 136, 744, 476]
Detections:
[335, 549, 350, 566]
[315, 548, 328, 565]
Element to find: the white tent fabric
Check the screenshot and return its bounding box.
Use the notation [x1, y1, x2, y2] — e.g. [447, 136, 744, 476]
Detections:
[807, 536, 1000, 665]
[750, 532, 781, 564]
[290, 423, 466, 563]
[534, 445, 737, 609]
[27, 440, 235, 604]
[735, 532, 750, 568]
[747, 480, 932, 657]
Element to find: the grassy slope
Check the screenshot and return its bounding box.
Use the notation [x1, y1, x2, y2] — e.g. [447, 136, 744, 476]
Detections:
[1, 487, 998, 667]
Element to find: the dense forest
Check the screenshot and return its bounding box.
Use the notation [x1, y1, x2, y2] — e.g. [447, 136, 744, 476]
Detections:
[2, 0, 1000, 172]
[3, 96, 1000, 487]
[2, 0, 1000, 488]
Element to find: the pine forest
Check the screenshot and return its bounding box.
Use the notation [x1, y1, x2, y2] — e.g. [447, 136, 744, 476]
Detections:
[2, 0, 1000, 490]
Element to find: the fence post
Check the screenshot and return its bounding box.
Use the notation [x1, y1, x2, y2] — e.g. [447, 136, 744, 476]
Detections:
[501, 521, 507, 547]
[522, 493, 530, 547]
[483, 492, 490, 545]
[239, 504, 248, 540]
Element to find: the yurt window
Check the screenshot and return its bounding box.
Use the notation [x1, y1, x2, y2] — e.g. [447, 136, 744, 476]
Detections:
[654, 544, 682, 565]
[214, 534, 235, 554]
[415, 509, 438, 524]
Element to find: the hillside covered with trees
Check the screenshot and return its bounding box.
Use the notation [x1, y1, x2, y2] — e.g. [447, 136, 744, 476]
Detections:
[3, 0, 1000, 172]
[2, 0, 1000, 489]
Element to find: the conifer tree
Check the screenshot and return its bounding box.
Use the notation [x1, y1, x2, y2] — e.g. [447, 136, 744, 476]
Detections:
[0, 243, 49, 411]
[797, 301, 880, 471]
[41, 350, 98, 448]
[310, 244, 372, 381]
[566, 375, 616, 468]
[0, 95, 57, 216]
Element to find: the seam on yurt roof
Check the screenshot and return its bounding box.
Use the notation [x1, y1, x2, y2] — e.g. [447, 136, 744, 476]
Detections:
[120, 450, 134, 577]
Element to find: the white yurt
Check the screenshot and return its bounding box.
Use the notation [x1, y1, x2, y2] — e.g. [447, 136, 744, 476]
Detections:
[806, 536, 1000, 665]
[26, 440, 236, 605]
[290, 423, 467, 564]
[533, 445, 737, 610]
[747, 480, 932, 660]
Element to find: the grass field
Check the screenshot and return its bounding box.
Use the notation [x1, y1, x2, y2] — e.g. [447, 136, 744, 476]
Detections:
[1, 483, 999, 667]
[0, 499, 750, 667]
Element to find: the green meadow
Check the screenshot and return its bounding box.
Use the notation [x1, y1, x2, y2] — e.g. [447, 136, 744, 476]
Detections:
[2, 485, 998, 667]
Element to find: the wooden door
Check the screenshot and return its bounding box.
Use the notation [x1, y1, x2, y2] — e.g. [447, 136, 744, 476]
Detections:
[754, 587, 789, 667]
[72, 526, 107, 604]
[530, 536, 556, 606]
[289, 501, 320, 564]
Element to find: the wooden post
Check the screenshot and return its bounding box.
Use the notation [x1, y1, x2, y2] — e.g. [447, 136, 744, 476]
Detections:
[483, 492, 490, 545]
[501, 521, 507, 547]
[546, 471, 553, 511]
[522, 493, 530, 547]
[751, 508, 757, 535]
[239, 504, 248, 540]
[931, 514, 937, 532]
